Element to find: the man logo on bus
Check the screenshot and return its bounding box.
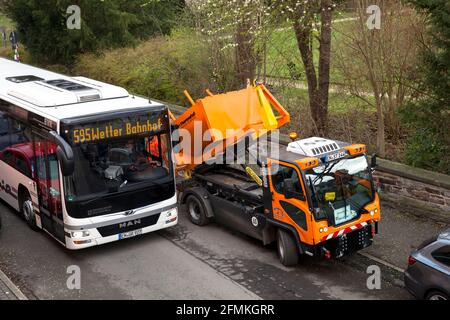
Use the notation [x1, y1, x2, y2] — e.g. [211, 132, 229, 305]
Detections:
[124, 210, 135, 216]
[119, 219, 141, 229]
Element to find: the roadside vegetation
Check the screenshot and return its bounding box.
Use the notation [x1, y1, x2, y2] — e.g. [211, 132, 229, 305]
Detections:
[0, 0, 448, 173]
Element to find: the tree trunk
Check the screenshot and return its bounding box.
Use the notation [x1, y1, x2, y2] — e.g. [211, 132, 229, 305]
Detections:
[317, 0, 333, 137]
[293, 1, 333, 137]
[235, 19, 256, 87]
[293, 20, 320, 134]
[376, 97, 386, 158]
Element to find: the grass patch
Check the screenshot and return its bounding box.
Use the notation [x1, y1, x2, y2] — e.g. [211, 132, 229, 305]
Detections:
[0, 12, 14, 29]
[73, 29, 216, 106]
[278, 87, 375, 115]
[264, 19, 353, 85]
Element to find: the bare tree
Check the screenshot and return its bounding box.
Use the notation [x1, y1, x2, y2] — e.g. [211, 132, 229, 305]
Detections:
[189, 0, 266, 89]
[334, 0, 424, 157]
[271, 0, 340, 136]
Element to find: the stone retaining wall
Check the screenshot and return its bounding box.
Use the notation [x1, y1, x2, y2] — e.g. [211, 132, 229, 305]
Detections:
[372, 158, 450, 223]
[373, 170, 450, 211]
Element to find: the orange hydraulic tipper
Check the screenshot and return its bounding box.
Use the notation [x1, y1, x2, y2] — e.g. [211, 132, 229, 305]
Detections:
[173, 84, 289, 174]
[173, 84, 381, 266]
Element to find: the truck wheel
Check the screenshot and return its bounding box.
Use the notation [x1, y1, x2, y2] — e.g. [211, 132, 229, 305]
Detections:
[186, 195, 210, 226]
[20, 190, 38, 231]
[277, 229, 299, 266]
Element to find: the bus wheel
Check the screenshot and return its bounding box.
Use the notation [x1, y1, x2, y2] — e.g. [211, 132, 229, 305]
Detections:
[20, 191, 38, 231]
[186, 195, 210, 226]
[277, 229, 299, 266]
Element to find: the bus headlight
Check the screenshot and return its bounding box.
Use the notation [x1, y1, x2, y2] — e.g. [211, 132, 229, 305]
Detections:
[164, 207, 178, 218]
[70, 231, 90, 238]
[164, 207, 178, 224]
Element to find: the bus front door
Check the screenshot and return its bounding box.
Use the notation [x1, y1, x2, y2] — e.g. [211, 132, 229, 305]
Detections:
[33, 133, 65, 244]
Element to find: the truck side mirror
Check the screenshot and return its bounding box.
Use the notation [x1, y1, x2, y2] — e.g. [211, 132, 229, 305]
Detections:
[49, 131, 74, 176]
[283, 179, 296, 199]
[371, 154, 378, 169]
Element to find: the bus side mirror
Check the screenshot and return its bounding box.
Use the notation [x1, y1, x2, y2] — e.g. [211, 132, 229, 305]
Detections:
[371, 154, 378, 169]
[56, 147, 74, 176]
[49, 131, 74, 176]
[283, 179, 296, 199]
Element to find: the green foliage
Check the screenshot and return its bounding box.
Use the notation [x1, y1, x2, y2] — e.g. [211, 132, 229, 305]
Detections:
[117, 0, 184, 39]
[73, 28, 220, 106]
[401, 0, 450, 174]
[3, 0, 184, 64]
[0, 11, 13, 28]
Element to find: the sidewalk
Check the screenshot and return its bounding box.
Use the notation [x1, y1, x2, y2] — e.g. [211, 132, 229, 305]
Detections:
[361, 198, 449, 271]
[0, 267, 27, 300]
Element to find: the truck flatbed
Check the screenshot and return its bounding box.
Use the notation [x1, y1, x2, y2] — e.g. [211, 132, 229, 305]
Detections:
[193, 166, 264, 205]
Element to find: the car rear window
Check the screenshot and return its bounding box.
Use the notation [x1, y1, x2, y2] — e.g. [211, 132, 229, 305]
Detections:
[432, 246, 450, 267]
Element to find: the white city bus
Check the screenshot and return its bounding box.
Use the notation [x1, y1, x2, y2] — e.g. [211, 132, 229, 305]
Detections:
[0, 58, 178, 249]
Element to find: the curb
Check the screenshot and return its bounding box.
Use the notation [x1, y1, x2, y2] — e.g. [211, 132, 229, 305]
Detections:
[358, 252, 405, 273]
[0, 268, 28, 300]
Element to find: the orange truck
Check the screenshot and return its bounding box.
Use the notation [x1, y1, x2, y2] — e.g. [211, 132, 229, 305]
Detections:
[173, 84, 380, 266]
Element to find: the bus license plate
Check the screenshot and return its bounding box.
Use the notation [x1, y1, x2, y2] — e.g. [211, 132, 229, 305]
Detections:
[119, 229, 142, 240]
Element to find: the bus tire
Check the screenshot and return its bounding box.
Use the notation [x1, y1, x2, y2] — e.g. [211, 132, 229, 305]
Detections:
[19, 189, 38, 231]
[186, 194, 211, 226]
[277, 229, 299, 266]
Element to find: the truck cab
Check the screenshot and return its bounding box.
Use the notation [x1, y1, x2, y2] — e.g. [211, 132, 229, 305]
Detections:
[269, 137, 380, 260]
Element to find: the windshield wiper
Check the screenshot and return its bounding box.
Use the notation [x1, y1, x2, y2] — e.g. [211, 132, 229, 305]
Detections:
[313, 161, 339, 185]
[339, 178, 348, 220]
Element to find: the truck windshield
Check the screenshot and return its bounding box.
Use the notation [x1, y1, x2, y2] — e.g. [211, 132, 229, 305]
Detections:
[305, 155, 374, 225]
[61, 110, 175, 218]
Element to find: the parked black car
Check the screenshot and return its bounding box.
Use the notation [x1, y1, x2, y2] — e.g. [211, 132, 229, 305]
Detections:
[404, 229, 450, 300]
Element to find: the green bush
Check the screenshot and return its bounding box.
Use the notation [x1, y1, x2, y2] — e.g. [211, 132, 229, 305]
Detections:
[401, 0, 450, 174]
[73, 28, 224, 106]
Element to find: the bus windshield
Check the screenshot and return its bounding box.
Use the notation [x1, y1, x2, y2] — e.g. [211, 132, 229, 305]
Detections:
[61, 110, 175, 219]
[305, 155, 374, 226]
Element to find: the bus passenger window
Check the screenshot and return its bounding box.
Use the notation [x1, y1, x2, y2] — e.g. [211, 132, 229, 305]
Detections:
[10, 119, 30, 145]
[0, 114, 10, 151]
[15, 154, 31, 178]
[1, 150, 14, 165]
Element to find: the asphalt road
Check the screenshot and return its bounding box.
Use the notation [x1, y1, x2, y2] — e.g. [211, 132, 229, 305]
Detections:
[0, 200, 411, 300]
